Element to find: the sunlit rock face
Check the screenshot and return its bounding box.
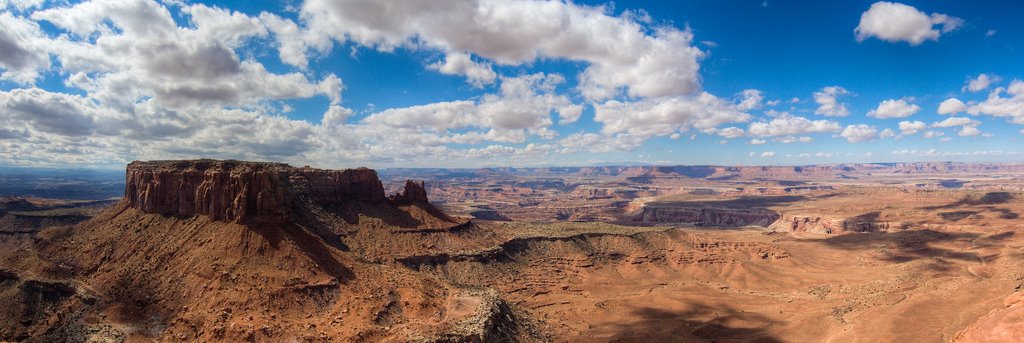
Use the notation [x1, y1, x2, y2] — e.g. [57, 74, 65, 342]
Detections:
[124, 160, 386, 223]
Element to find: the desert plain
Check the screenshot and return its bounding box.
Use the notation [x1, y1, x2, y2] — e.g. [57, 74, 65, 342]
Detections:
[1, 161, 1023, 342]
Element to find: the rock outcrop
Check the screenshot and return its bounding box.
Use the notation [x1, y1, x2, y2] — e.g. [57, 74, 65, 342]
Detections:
[769, 214, 904, 234]
[625, 206, 780, 227]
[392, 180, 429, 203]
[955, 291, 1024, 342]
[124, 160, 387, 223]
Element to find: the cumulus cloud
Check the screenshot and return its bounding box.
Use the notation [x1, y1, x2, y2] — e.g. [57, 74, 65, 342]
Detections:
[0, 12, 51, 83]
[0, 88, 123, 137]
[854, 1, 963, 46]
[593, 91, 754, 139]
[898, 120, 926, 135]
[427, 52, 497, 87]
[839, 124, 878, 143]
[932, 117, 979, 128]
[929, 116, 982, 137]
[300, 0, 704, 100]
[773, 136, 812, 144]
[708, 126, 745, 139]
[958, 125, 981, 137]
[747, 115, 841, 137]
[964, 73, 1000, 92]
[0, 0, 353, 167]
[867, 98, 919, 119]
[260, 12, 331, 69]
[937, 98, 967, 115]
[558, 133, 643, 153]
[967, 80, 1024, 124]
[892, 149, 1015, 157]
[813, 86, 850, 117]
[760, 151, 775, 157]
[363, 73, 578, 134]
[923, 130, 945, 138]
[736, 89, 764, 111]
[31, 0, 340, 110]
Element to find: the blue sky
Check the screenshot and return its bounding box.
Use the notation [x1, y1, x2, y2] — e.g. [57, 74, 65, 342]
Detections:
[0, 0, 1022, 168]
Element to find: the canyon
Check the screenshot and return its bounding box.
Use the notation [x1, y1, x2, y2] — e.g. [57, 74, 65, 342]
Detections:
[1, 160, 1024, 342]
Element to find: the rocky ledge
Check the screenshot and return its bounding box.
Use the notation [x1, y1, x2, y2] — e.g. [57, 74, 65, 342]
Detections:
[124, 159, 424, 223]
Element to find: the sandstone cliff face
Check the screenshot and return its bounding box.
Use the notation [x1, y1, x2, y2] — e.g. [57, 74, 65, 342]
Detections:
[124, 160, 386, 223]
[626, 206, 780, 227]
[769, 214, 902, 234]
[392, 180, 429, 203]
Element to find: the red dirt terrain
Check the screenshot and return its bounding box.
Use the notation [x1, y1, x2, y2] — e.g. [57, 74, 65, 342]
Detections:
[0, 160, 521, 342]
[3, 159, 1024, 342]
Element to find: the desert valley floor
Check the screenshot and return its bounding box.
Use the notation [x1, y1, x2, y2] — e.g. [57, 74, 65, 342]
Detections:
[2, 161, 1024, 342]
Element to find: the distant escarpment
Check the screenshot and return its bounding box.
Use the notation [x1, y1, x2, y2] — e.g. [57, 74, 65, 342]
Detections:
[769, 214, 906, 234]
[124, 160, 427, 224]
[623, 201, 780, 227]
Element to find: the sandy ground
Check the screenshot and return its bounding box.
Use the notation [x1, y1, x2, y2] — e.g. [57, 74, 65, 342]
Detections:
[415, 189, 1024, 342]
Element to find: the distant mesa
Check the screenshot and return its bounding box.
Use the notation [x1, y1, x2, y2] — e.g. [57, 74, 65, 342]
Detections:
[124, 159, 448, 226]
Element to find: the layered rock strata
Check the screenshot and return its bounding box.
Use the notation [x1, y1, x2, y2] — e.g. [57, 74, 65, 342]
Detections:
[769, 214, 904, 234]
[392, 180, 429, 203]
[626, 206, 781, 227]
[124, 160, 394, 223]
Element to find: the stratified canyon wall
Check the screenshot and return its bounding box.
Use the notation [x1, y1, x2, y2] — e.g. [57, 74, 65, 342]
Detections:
[124, 160, 388, 223]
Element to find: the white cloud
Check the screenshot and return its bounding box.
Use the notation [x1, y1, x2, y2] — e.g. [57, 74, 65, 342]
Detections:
[558, 133, 643, 153]
[964, 73, 1000, 92]
[760, 151, 775, 157]
[854, 1, 963, 46]
[898, 120, 926, 135]
[183, 4, 267, 47]
[937, 97, 967, 115]
[813, 86, 850, 117]
[839, 124, 878, 143]
[0, 88, 123, 137]
[958, 125, 981, 136]
[892, 149, 1015, 157]
[747, 115, 841, 137]
[967, 80, 1024, 124]
[736, 89, 764, 111]
[773, 136, 813, 144]
[923, 130, 945, 138]
[932, 117, 979, 128]
[879, 128, 896, 138]
[363, 73, 579, 134]
[31, 0, 339, 110]
[0, 12, 51, 84]
[867, 98, 919, 118]
[477, 73, 577, 130]
[427, 52, 497, 87]
[749, 138, 766, 145]
[0, 0, 45, 11]
[709, 126, 746, 138]
[361, 101, 477, 132]
[593, 92, 753, 139]
[300, 0, 705, 101]
[259, 12, 331, 70]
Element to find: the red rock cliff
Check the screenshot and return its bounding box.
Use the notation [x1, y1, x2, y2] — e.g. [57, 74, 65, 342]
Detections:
[393, 180, 429, 203]
[124, 160, 386, 223]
